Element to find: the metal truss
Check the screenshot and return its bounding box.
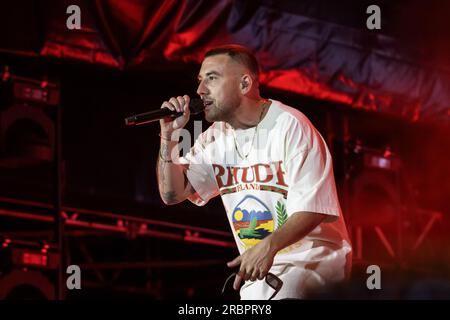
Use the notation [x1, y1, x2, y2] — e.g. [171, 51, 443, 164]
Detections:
[0, 196, 236, 298]
[0, 196, 235, 248]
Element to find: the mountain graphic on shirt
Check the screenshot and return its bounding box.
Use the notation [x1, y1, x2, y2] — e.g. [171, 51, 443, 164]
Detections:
[231, 195, 274, 248]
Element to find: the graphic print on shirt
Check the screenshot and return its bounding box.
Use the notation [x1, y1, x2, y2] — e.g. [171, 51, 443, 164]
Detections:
[275, 199, 288, 229]
[213, 161, 289, 199]
[232, 195, 274, 249]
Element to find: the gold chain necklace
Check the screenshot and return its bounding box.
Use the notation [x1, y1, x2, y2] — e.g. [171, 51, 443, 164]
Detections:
[231, 99, 269, 160]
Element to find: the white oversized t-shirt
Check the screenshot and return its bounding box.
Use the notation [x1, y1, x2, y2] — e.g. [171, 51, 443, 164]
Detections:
[179, 99, 352, 299]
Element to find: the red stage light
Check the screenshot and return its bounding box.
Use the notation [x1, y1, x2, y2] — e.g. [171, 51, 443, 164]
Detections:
[22, 252, 48, 267]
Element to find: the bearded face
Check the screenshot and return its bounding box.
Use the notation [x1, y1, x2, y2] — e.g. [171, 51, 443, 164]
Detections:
[197, 55, 243, 123]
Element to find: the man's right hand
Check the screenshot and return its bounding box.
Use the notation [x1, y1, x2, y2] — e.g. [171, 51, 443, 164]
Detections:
[159, 95, 191, 138]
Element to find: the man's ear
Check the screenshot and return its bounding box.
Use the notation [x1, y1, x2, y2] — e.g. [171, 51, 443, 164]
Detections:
[240, 75, 252, 93]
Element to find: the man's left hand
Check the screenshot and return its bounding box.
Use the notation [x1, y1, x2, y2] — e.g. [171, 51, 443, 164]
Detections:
[226, 239, 276, 290]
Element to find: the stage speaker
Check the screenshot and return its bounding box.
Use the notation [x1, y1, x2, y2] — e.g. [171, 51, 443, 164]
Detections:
[343, 143, 408, 266]
[0, 239, 58, 300]
[348, 171, 403, 263]
[0, 270, 55, 300]
[0, 74, 60, 202]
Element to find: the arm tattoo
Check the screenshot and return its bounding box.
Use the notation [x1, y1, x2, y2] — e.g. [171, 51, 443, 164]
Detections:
[160, 141, 171, 159]
[157, 142, 180, 204]
[157, 158, 177, 203]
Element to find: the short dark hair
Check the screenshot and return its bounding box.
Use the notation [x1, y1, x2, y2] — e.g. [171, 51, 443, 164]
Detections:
[204, 44, 260, 80]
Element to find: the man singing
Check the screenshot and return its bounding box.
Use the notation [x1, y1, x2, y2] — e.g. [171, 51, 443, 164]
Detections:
[156, 44, 352, 300]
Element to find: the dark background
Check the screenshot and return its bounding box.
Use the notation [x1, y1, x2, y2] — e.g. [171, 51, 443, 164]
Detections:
[0, 0, 449, 299]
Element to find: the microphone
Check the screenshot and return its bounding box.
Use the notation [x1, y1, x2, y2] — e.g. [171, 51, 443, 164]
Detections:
[124, 98, 204, 126]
